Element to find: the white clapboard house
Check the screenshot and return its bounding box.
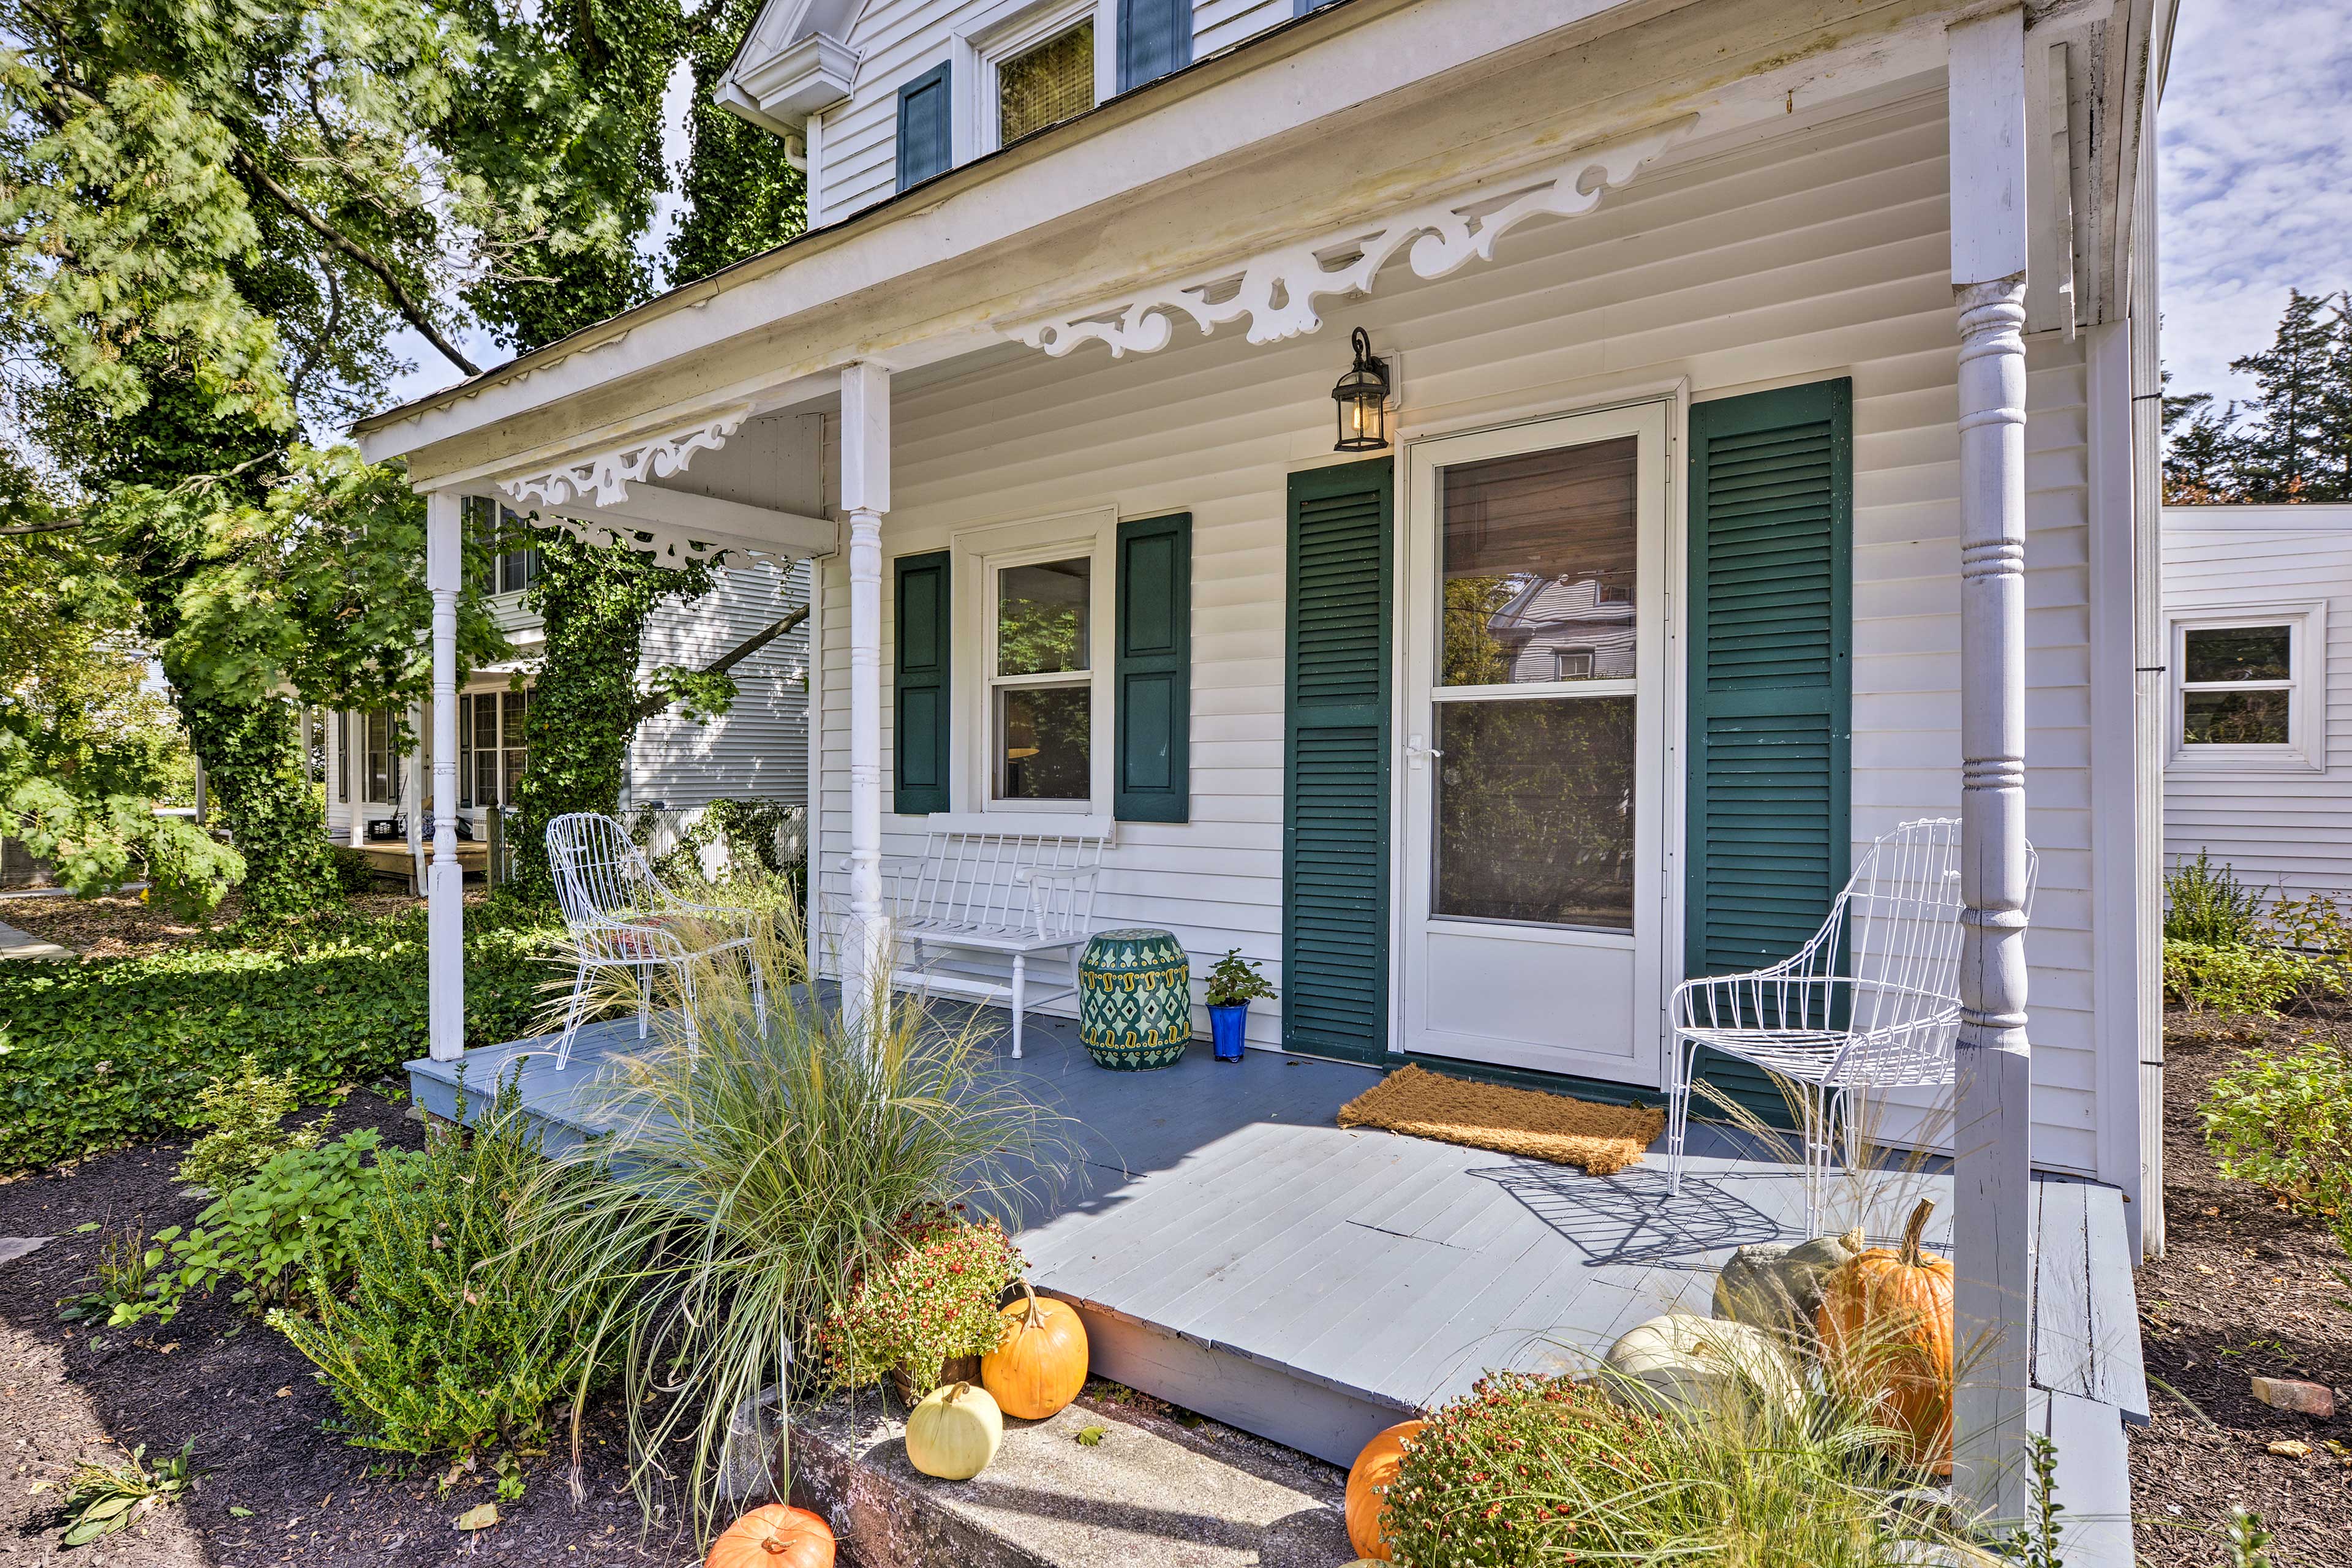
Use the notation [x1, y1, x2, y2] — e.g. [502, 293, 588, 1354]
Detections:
[313, 506, 810, 868]
[358, 0, 2176, 1529]
[2161, 502, 2352, 902]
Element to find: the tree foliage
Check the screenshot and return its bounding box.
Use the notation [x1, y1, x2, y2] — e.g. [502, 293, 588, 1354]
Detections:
[2165, 287, 2352, 504]
[0, 0, 807, 910]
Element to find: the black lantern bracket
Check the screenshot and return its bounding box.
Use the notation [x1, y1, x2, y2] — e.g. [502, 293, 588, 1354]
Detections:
[1331, 328, 1401, 453]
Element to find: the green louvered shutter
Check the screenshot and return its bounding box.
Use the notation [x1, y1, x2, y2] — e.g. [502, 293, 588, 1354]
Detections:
[894, 550, 951, 814]
[1684, 379, 1853, 1117]
[1115, 512, 1190, 823]
[1284, 460, 1393, 1061]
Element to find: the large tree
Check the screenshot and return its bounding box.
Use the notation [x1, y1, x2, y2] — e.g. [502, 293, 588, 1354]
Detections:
[0, 0, 807, 910]
[2165, 288, 2352, 505]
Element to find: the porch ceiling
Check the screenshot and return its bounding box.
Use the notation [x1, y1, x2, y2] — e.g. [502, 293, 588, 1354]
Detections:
[357, 0, 2169, 494]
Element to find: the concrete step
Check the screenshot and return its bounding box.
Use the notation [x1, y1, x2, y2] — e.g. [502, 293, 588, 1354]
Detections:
[788, 1382, 1355, 1568]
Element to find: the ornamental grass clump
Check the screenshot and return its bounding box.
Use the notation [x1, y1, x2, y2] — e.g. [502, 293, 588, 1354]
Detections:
[1380, 1362, 1999, 1567]
[521, 902, 1076, 1544]
[818, 1208, 1024, 1394]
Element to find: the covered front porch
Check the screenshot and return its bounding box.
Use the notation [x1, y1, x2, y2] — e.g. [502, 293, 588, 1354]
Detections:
[408, 993, 2146, 1561]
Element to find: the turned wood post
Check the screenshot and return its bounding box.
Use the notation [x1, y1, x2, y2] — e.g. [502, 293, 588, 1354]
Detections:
[426, 491, 467, 1063]
[840, 361, 892, 1039]
[1947, 4, 2034, 1523]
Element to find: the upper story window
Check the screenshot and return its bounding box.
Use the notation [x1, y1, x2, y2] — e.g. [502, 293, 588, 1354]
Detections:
[2168, 605, 2328, 774]
[466, 495, 542, 596]
[1000, 19, 1095, 144]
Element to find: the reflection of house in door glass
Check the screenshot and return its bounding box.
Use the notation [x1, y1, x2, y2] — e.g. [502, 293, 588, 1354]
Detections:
[1488, 573, 1637, 683]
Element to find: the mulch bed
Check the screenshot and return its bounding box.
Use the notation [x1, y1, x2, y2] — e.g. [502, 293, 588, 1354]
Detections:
[0, 1087, 701, 1566]
[0, 892, 435, 960]
[2130, 1008, 2352, 1566]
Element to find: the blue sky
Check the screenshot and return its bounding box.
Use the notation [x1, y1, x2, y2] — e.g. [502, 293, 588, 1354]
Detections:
[2158, 0, 2352, 406]
[383, 3, 2341, 419]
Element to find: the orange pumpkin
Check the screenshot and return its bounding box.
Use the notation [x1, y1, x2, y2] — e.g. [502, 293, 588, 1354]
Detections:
[1344, 1420, 1425, 1562]
[1815, 1197, 1954, 1474]
[705, 1504, 835, 1568]
[981, 1280, 1090, 1421]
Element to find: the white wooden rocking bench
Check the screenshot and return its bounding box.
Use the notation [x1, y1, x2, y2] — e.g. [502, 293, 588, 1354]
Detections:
[833, 814, 1109, 1057]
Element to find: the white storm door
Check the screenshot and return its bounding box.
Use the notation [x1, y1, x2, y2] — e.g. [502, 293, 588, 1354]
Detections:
[1397, 402, 1670, 1085]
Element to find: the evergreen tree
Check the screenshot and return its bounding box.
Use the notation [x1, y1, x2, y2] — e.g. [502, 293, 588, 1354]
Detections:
[2226, 287, 2340, 502]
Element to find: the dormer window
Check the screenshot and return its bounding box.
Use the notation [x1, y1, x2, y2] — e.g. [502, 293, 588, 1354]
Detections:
[1000, 20, 1095, 144]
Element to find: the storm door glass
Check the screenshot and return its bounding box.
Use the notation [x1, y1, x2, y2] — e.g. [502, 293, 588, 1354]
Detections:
[1432, 438, 1638, 930]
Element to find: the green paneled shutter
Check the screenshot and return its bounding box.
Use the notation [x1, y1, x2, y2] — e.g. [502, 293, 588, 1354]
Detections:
[894, 550, 951, 814]
[1115, 513, 1191, 823]
[1284, 460, 1394, 1061]
[1684, 378, 1853, 1115]
[896, 62, 952, 192]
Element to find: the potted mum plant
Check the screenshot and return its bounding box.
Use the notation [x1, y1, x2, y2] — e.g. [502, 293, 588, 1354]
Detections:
[1202, 949, 1275, 1063]
[821, 1208, 1025, 1405]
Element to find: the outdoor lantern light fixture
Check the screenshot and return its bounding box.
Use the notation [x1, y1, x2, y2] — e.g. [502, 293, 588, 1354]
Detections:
[1332, 326, 1392, 452]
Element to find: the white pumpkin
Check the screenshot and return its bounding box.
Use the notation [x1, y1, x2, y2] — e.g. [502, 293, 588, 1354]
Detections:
[904, 1381, 1004, 1481]
[1602, 1312, 1803, 1423]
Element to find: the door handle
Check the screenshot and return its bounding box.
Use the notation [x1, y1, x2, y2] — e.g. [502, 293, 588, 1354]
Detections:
[1405, 735, 1443, 767]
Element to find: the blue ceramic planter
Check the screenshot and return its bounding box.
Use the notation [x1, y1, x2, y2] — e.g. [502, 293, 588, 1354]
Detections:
[1208, 1002, 1249, 1062]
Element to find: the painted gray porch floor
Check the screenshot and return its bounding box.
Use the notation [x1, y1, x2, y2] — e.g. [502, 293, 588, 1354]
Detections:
[409, 997, 2144, 1556]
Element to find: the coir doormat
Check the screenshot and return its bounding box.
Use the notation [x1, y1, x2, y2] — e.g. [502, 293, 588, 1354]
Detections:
[1335, 1063, 1665, 1177]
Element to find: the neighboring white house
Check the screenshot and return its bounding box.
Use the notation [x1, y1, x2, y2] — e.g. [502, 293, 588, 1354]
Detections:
[309, 507, 812, 852]
[353, 0, 2177, 1522]
[2161, 503, 2352, 901]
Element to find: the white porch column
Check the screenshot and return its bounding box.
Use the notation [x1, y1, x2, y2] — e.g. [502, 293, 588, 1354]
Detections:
[840, 362, 891, 1036]
[1947, 5, 2034, 1522]
[345, 713, 365, 849]
[425, 492, 467, 1063]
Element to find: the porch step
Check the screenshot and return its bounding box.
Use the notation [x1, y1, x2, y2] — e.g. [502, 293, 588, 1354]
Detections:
[787, 1384, 1351, 1568]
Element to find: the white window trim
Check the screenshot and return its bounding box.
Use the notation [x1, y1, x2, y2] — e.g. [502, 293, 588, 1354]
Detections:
[952, 507, 1118, 815]
[952, 0, 1114, 164]
[2165, 601, 2327, 775]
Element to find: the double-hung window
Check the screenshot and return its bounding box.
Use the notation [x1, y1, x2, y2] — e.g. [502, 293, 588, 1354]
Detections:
[989, 555, 1094, 801]
[998, 18, 1095, 144]
[2169, 605, 2326, 771]
[468, 688, 532, 807]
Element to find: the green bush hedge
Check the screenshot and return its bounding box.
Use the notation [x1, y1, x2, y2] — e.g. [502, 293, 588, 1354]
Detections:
[0, 903, 568, 1172]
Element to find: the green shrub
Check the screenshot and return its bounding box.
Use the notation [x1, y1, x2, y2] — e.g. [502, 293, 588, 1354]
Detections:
[110, 1130, 410, 1325]
[328, 845, 382, 896]
[2165, 850, 2267, 945]
[2266, 892, 2352, 958]
[0, 902, 565, 1172]
[2163, 940, 2346, 1016]
[175, 1054, 332, 1191]
[2203, 1037, 2352, 1231]
[271, 1077, 608, 1468]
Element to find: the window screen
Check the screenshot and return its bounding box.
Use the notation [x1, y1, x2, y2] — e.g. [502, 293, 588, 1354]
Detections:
[1001, 21, 1094, 145]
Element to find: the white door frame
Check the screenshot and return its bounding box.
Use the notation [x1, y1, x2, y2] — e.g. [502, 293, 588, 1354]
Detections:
[1388, 396, 1679, 1085]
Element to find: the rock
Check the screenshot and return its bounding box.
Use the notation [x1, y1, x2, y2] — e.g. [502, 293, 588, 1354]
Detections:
[0, 1236, 51, 1268]
[2251, 1376, 2335, 1418]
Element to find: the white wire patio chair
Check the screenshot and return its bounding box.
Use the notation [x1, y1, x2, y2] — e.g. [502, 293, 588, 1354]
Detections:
[1663, 817, 2038, 1235]
[545, 812, 768, 1069]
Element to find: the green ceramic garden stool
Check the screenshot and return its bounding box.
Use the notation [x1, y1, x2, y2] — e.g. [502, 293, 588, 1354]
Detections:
[1078, 929, 1193, 1070]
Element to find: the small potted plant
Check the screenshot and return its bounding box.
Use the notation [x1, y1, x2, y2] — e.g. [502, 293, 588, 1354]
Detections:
[1202, 949, 1275, 1063]
[820, 1207, 1025, 1406]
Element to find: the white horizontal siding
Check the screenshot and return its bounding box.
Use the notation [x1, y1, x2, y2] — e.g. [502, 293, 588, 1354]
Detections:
[631, 559, 811, 809]
[815, 94, 2109, 1173]
[1195, 0, 1292, 58]
[2161, 509, 2352, 900]
[815, 2, 1300, 225]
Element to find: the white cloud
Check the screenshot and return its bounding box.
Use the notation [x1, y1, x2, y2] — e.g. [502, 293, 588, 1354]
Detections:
[2160, 0, 2352, 406]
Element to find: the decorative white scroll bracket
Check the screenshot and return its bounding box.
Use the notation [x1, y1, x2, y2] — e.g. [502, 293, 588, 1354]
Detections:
[496, 407, 760, 569]
[1010, 117, 1697, 359]
[502, 407, 752, 511]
